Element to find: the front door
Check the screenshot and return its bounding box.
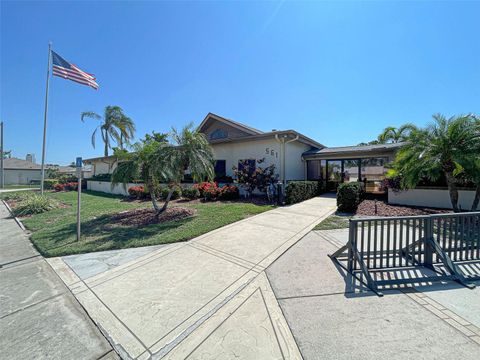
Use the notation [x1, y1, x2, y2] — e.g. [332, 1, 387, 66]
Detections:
[326, 160, 342, 191]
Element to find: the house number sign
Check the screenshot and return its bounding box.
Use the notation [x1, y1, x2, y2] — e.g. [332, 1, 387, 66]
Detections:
[265, 148, 278, 158]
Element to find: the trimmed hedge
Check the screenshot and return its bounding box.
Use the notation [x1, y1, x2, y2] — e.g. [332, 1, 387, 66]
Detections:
[43, 179, 59, 190]
[161, 186, 182, 200]
[285, 181, 323, 205]
[89, 173, 112, 182]
[337, 182, 365, 212]
[182, 187, 200, 200]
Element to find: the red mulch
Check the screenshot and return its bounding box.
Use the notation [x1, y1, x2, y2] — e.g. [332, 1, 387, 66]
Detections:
[110, 207, 196, 227]
[356, 200, 451, 217]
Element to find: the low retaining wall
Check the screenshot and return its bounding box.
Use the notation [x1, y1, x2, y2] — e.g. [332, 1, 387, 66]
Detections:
[87, 181, 141, 196]
[388, 188, 476, 210]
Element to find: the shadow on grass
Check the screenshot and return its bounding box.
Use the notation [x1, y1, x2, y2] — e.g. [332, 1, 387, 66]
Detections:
[38, 212, 195, 256]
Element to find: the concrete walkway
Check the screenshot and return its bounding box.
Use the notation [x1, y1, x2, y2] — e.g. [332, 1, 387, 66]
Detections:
[48, 195, 337, 359]
[267, 229, 480, 360]
[0, 202, 116, 360]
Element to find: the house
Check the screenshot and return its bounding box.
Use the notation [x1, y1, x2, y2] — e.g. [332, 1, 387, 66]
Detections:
[2, 157, 92, 185]
[2, 157, 44, 185]
[84, 112, 401, 194]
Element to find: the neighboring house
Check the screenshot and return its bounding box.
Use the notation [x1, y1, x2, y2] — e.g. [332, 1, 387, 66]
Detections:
[3, 157, 44, 185]
[83, 112, 401, 194]
[2, 157, 92, 185]
[83, 155, 117, 177]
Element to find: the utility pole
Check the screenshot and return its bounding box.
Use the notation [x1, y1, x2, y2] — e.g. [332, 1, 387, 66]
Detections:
[0, 121, 4, 189]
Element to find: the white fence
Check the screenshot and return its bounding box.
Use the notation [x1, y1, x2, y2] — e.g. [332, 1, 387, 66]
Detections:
[388, 188, 476, 210]
[86, 181, 141, 196]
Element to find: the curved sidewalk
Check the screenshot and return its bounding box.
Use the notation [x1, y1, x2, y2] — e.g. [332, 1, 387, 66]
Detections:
[49, 195, 336, 359]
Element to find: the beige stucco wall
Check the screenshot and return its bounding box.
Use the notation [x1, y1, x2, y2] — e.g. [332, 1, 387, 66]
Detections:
[211, 137, 311, 181]
[388, 188, 476, 210]
[4, 169, 41, 185]
[87, 181, 141, 196]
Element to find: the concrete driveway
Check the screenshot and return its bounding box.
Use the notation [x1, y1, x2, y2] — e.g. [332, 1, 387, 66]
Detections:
[49, 195, 337, 359]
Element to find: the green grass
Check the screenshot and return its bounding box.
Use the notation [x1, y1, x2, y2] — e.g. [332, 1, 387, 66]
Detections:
[12, 190, 273, 257]
[2, 184, 39, 189]
[314, 213, 353, 230]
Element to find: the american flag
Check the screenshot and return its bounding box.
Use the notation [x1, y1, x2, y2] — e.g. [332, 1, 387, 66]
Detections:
[51, 51, 99, 90]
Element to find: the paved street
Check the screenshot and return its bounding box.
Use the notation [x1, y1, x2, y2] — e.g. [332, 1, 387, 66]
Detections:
[0, 202, 116, 360]
[48, 195, 337, 359]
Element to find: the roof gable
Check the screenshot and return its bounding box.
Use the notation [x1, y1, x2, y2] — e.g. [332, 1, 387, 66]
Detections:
[198, 113, 263, 141]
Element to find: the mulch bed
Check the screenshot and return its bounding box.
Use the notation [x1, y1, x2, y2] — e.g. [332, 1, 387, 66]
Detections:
[356, 200, 451, 217]
[110, 207, 196, 227]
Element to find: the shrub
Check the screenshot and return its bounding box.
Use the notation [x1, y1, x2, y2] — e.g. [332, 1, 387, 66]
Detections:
[214, 175, 234, 184]
[90, 173, 112, 182]
[12, 194, 58, 217]
[182, 187, 200, 200]
[193, 182, 218, 197]
[218, 185, 239, 200]
[232, 158, 277, 197]
[285, 181, 322, 205]
[128, 186, 145, 199]
[43, 179, 59, 190]
[53, 182, 78, 192]
[337, 182, 365, 212]
[203, 187, 219, 201]
[161, 186, 182, 200]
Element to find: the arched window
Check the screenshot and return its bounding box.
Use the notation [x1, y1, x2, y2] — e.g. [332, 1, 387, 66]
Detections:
[210, 128, 228, 140]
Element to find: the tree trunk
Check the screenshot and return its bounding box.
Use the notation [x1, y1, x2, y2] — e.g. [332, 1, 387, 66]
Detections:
[158, 189, 173, 214]
[471, 184, 480, 212]
[445, 172, 459, 212]
[148, 183, 160, 212]
[104, 132, 109, 157]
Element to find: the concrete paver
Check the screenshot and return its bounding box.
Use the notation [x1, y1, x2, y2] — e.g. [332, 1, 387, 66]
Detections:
[50, 195, 336, 359]
[267, 229, 480, 360]
[0, 202, 115, 360]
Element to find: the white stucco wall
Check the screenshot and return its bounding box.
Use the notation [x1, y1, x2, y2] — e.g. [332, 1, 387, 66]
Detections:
[87, 181, 141, 196]
[388, 188, 476, 210]
[211, 137, 311, 181]
[4, 169, 41, 185]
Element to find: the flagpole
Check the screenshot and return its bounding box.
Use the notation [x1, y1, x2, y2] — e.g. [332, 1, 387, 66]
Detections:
[40, 42, 52, 195]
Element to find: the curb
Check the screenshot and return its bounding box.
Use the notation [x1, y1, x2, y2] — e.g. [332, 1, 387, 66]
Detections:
[2, 199, 26, 231]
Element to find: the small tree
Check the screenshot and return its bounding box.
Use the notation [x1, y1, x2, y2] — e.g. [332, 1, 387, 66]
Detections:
[111, 125, 214, 214]
[232, 158, 277, 198]
[392, 114, 479, 212]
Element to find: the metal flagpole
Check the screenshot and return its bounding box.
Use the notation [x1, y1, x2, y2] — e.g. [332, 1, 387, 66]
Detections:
[0, 121, 4, 189]
[40, 42, 52, 195]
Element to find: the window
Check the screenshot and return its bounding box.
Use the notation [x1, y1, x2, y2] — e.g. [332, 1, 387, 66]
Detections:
[210, 128, 228, 140]
[238, 159, 256, 175]
[214, 160, 226, 177]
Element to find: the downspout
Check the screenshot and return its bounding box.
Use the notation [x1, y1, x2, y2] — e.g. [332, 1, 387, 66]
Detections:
[275, 133, 299, 189]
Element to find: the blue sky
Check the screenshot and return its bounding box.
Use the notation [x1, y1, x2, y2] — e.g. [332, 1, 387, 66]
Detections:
[1, 1, 479, 165]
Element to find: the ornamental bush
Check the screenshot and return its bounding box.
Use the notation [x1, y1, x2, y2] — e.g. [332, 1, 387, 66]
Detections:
[12, 194, 58, 217]
[43, 179, 59, 190]
[161, 186, 182, 200]
[336, 182, 365, 212]
[182, 187, 200, 200]
[218, 185, 239, 200]
[193, 182, 218, 197]
[128, 186, 145, 199]
[285, 181, 323, 205]
[90, 173, 112, 182]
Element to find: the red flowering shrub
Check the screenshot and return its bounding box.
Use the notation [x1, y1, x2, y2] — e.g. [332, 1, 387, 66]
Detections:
[203, 187, 219, 201]
[53, 182, 78, 192]
[193, 182, 218, 197]
[128, 186, 146, 199]
[218, 185, 239, 200]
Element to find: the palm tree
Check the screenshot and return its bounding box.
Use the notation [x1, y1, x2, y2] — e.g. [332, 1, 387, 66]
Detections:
[378, 123, 418, 143]
[81, 106, 135, 156]
[111, 124, 214, 214]
[392, 114, 479, 212]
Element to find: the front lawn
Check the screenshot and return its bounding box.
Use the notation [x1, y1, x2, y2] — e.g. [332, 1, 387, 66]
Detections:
[7, 190, 273, 257]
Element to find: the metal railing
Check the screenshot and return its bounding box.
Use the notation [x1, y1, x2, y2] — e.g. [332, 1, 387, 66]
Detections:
[330, 212, 480, 296]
